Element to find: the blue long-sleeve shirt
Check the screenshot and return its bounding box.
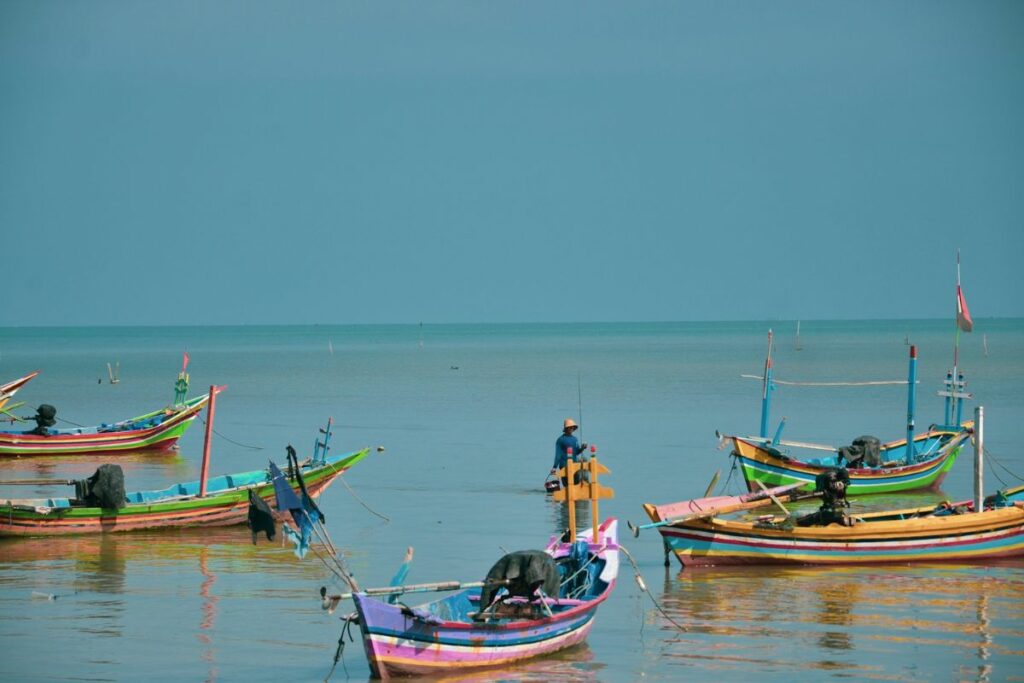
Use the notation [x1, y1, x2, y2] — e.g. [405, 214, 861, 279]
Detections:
[552, 433, 587, 470]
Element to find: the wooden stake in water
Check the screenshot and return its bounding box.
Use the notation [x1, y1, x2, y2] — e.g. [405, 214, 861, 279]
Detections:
[199, 385, 218, 497]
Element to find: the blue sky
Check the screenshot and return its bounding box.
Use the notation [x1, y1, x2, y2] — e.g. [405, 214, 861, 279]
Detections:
[2, 2, 1022, 326]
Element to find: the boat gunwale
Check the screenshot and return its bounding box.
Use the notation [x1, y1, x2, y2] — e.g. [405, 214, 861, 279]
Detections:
[0, 447, 371, 515]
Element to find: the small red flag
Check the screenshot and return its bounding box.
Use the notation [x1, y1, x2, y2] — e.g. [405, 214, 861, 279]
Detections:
[956, 285, 973, 332]
[182, 351, 190, 372]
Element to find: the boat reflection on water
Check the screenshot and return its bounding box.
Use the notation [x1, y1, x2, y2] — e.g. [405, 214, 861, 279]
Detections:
[547, 498, 593, 540]
[649, 561, 1024, 681]
[0, 528, 334, 681]
[198, 546, 219, 682]
[403, 646, 602, 683]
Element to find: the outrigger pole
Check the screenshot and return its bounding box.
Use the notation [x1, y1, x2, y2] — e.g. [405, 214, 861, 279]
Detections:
[759, 329, 774, 439]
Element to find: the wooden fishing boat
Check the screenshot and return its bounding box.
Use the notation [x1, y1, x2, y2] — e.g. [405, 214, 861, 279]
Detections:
[0, 445, 371, 536]
[726, 424, 972, 496]
[349, 519, 619, 677]
[641, 407, 1024, 567]
[0, 395, 210, 457]
[732, 336, 973, 495]
[644, 485, 1024, 567]
[0, 370, 39, 413]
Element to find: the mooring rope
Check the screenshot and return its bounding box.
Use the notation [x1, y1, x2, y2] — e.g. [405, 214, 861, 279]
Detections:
[325, 614, 356, 682]
[322, 457, 390, 523]
[741, 374, 910, 386]
[196, 415, 263, 450]
[984, 448, 1024, 487]
[618, 544, 687, 632]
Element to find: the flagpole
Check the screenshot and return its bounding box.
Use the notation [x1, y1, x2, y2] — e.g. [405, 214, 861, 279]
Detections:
[947, 249, 973, 427]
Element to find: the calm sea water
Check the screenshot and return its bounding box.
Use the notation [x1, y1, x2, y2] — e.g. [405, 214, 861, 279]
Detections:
[1, 320, 1023, 682]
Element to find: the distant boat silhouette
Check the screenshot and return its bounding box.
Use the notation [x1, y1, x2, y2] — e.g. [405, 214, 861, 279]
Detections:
[107, 362, 120, 384]
[983, 333, 989, 357]
[795, 321, 803, 351]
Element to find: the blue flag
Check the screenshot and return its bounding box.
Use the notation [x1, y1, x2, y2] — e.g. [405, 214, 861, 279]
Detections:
[269, 460, 313, 558]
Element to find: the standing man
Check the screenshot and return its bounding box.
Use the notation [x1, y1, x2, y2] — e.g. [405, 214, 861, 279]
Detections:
[551, 418, 588, 486]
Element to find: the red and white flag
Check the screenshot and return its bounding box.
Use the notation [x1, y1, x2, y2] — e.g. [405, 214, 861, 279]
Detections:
[181, 351, 190, 372]
[956, 284, 973, 332]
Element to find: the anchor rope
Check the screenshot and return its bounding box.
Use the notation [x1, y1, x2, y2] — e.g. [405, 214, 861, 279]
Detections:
[984, 448, 1024, 487]
[618, 544, 687, 632]
[322, 457, 390, 523]
[196, 414, 263, 450]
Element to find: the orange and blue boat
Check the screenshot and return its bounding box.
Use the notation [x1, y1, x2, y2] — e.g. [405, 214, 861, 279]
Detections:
[643, 485, 1024, 567]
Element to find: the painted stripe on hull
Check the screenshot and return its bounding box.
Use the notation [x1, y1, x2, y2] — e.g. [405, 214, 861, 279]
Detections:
[0, 404, 205, 456]
[661, 515, 1024, 566]
[363, 619, 594, 676]
[733, 436, 964, 495]
[0, 453, 358, 536]
[736, 454, 957, 495]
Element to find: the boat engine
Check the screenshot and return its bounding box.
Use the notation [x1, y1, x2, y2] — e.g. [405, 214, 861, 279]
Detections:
[837, 435, 881, 468]
[29, 404, 57, 436]
[797, 468, 851, 527]
[478, 550, 559, 614]
[74, 464, 126, 509]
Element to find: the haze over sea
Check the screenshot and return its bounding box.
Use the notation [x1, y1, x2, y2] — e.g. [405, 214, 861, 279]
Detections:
[1, 319, 1023, 681]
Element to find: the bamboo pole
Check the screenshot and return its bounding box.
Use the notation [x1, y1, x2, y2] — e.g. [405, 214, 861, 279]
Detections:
[566, 452, 577, 543]
[974, 406, 984, 513]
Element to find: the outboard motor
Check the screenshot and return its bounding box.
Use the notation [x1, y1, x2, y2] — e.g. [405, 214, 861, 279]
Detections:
[797, 467, 851, 527]
[74, 464, 126, 509]
[817, 467, 850, 510]
[478, 550, 560, 615]
[29, 404, 57, 436]
[838, 435, 881, 468]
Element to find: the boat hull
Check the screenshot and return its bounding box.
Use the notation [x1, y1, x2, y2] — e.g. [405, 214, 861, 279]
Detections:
[731, 428, 968, 496]
[656, 502, 1024, 567]
[0, 397, 209, 457]
[356, 596, 599, 677]
[0, 448, 370, 536]
[352, 519, 619, 678]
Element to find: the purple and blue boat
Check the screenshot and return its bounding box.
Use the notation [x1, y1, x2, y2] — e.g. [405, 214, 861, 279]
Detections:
[349, 519, 619, 677]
